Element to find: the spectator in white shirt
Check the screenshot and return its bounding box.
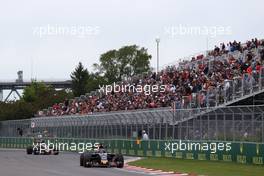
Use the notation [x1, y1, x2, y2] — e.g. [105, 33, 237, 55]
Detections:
[142, 130, 149, 140]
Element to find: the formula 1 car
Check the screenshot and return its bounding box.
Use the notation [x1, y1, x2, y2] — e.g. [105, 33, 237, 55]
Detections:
[80, 144, 124, 168]
[26, 134, 59, 155]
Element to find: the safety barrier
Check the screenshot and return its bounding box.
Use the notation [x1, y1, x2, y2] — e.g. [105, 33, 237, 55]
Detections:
[0, 137, 263, 165]
[0, 137, 32, 149]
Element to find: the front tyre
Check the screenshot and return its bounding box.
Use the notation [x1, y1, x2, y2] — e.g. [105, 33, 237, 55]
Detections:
[53, 148, 59, 155]
[114, 155, 124, 168]
[26, 146, 33, 155]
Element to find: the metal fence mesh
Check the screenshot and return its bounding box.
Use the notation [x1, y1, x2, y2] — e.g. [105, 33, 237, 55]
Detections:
[1, 105, 264, 142]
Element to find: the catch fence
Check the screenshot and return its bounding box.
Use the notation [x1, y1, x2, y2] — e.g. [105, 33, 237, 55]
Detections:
[1, 105, 264, 142]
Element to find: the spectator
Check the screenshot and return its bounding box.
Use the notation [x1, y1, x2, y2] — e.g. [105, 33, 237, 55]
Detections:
[17, 128, 23, 136]
[36, 38, 264, 117]
[142, 130, 149, 140]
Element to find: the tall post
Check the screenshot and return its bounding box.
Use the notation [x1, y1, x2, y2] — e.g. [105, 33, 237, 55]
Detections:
[0, 89, 3, 101]
[156, 37, 160, 74]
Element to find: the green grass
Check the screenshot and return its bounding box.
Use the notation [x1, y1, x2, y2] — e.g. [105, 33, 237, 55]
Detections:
[129, 157, 264, 176]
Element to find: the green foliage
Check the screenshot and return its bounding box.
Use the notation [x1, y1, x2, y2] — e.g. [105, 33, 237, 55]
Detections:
[0, 101, 33, 121]
[71, 62, 108, 96]
[22, 81, 73, 110]
[22, 82, 52, 102]
[0, 82, 73, 121]
[70, 62, 89, 97]
[72, 45, 151, 96]
[94, 45, 151, 83]
[86, 72, 108, 93]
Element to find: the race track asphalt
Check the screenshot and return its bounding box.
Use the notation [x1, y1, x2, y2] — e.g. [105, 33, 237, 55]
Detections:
[0, 149, 147, 176]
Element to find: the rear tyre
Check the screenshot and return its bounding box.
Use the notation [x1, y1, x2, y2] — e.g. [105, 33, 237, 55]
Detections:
[83, 154, 92, 168]
[80, 153, 84, 166]
[33, 148, 39, 155]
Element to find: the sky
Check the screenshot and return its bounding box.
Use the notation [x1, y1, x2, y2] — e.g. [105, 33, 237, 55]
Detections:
[0, 0, 263, 99]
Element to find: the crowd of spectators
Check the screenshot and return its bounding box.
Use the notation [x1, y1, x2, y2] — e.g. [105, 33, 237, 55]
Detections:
[37, 38, 264, 117]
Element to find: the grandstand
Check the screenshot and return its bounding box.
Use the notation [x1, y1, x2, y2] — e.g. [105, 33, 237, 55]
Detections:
[1, 38, 264, 142]
[36, 38, 264, 116]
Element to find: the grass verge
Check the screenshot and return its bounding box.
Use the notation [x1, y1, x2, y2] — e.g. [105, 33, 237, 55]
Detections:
[129, 157, 264, 176]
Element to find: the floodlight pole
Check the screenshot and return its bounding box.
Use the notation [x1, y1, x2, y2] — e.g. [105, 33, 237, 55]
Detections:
[156, 37, 160, 74]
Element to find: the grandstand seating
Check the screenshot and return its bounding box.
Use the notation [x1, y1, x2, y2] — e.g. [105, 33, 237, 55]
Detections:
[37, 38, 264, 117]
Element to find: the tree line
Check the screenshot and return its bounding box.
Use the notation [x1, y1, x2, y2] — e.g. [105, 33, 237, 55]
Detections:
[0, 45, 152, 121]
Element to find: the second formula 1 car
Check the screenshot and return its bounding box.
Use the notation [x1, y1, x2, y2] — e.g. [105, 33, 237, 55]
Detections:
[26, 134, 59, 155]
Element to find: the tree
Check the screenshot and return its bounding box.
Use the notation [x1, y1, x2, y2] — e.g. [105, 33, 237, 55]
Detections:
[22, 82, 51, 103]
[86, 72, 107, 93]
[71, 62, 89, 97]
[94, 45, 151, 83]
[0, 82, 72, 121]
[0, 101, 33, 121]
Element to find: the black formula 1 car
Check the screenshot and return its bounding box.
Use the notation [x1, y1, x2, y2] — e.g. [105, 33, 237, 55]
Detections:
[26, 135, 59, 155]
[80, 145, 124, 168]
